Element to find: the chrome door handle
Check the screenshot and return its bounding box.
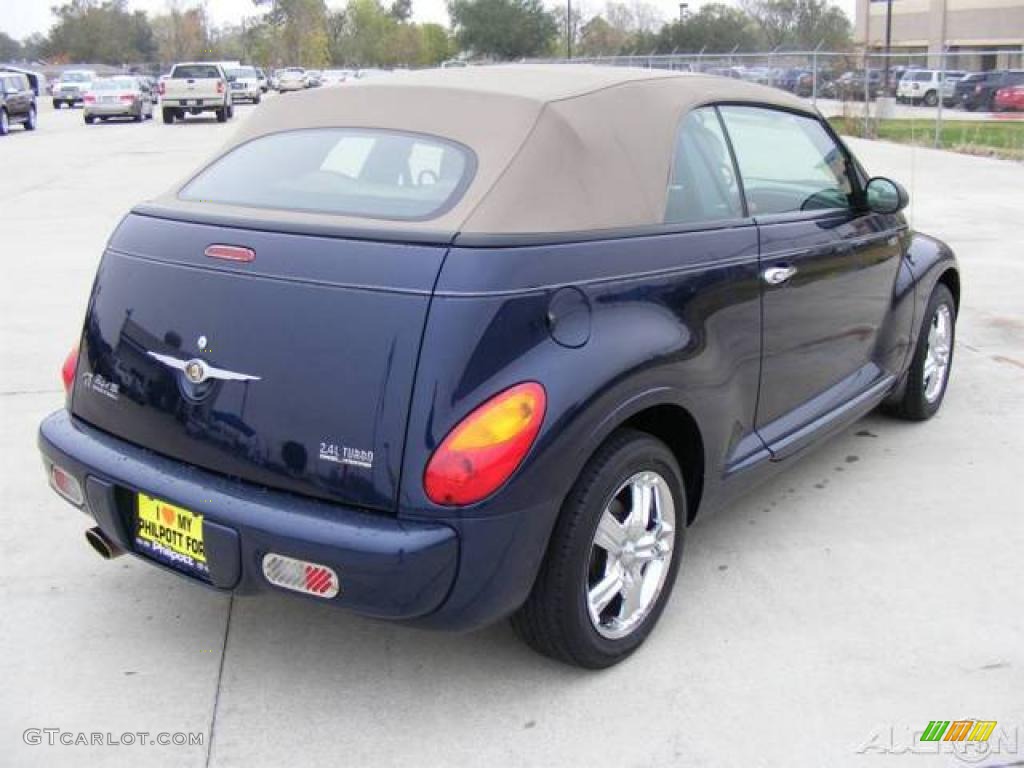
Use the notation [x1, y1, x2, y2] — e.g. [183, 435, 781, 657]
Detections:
[763, 265, 797, 285]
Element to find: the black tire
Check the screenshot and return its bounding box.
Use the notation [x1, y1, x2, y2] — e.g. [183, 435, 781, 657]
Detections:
[226, 104, 234, 119]
[84, 114, 94, 125]
[216, 107, 227, 123]
[25, 106, 37, 130]
[923, 90, 938, 107]
[0, 108, 8, 136]
[162, 107, 174, 124]
[52, 100, 61, 110]
[890, 284, 956, 421]
[253, 94, 261, 105]
[511, 429, 686, 668]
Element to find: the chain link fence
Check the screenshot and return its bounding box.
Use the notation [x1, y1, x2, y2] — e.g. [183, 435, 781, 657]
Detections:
[531, 48, 1024, 157]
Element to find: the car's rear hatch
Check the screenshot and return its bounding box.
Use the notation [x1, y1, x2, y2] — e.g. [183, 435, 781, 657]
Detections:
[71, 212, 446, 513]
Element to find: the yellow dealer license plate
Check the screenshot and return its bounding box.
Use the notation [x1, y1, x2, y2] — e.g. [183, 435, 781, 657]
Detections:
[135, 494, 209, 579]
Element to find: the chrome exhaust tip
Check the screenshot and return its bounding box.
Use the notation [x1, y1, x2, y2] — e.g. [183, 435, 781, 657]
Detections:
[85, 526, 124, 560]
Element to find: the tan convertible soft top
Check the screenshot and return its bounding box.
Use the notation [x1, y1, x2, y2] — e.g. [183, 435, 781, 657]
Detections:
[151, 65, 815, 238]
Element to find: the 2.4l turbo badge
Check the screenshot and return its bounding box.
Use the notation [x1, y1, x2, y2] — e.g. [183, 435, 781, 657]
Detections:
[319, 442, 374, 469]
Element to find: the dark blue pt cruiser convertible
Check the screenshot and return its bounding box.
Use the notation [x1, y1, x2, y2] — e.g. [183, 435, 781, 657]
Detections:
[39, 66, 959, 667]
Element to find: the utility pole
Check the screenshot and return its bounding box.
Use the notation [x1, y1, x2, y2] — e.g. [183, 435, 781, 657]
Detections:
[883, 0, 894, 95]
[567, 0, 573, 59]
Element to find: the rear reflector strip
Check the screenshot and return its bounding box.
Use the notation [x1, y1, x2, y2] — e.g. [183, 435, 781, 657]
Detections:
[262, 553, 339, 599]
[204, 244, 255, 263]
[49, 464, 84, 507]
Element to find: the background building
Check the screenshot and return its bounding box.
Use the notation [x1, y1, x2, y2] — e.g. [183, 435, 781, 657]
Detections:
[856, 0, 1024, 69]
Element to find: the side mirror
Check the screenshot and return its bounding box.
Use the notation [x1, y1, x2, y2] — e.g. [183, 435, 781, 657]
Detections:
[865, 176, 909, 214]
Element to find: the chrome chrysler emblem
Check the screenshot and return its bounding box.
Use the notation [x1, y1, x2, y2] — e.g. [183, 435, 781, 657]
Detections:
[184, 360, 206, 384]
[147, 351, 261, 383]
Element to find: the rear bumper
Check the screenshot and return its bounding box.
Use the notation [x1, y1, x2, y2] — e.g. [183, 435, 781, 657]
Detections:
[85, 104, 140, 117]
[163, 98, 223, 109]
[38, 410, 459, 621]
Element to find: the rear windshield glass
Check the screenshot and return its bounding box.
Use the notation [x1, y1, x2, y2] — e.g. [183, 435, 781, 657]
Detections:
[179, 129, 475, 221]
[172, 64, 221, 79]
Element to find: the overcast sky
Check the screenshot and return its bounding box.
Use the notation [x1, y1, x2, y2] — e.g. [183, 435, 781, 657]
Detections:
[2, 0, 857, 42]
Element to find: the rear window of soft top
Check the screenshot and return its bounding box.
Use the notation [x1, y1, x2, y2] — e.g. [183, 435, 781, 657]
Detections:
[179, 128, 475, 221]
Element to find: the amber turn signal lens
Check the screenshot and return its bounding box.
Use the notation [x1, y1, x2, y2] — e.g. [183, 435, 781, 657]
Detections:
[424, 382, 546, 506]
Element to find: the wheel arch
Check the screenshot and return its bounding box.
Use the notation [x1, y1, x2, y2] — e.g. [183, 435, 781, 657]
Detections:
[937, 266, 960, 313]
[620, 404, 704, 525]
[570, 391, 707, 527]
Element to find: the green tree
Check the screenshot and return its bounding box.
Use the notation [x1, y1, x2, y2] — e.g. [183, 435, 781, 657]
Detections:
[150, 5, 212, 66]
[390, 0, 413, 22]
[656, 4, 762, 53]
[448, 0, 559, 60]
[419, 22, 453, 64]
[22, 33, 48, 61]
[331, 0, 395, 66]
[574, 2, 665, 57]
[577, 17, 625, 57]
[740, 0, 851, 50]
[0, 32, 23, 61]
[254, 0, 330, 66]
[45, 0, 157, 64]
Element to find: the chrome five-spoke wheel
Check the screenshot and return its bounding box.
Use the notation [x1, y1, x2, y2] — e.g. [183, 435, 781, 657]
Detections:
[512, 429, 685, 668]
[587, 470, 676, 640]
[923, 303, 952, 403]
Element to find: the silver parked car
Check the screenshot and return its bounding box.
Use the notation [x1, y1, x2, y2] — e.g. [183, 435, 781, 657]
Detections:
[83, 77, 155, 124]
[276, 68, 306, 93]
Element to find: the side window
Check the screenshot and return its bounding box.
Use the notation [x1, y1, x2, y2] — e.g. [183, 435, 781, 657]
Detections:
[718, 105, 854, 216]
[664, 107, 744, 225]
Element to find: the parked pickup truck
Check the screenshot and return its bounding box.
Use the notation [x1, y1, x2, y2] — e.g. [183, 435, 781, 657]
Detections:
[160, 62, 233, 124]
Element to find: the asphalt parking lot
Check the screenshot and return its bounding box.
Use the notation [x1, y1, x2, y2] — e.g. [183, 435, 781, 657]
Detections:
[1, 98, 1022, 768]
[813, 96, 1024, 121]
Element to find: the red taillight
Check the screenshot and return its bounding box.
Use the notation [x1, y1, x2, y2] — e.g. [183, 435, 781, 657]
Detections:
[50, 464, 84, 506]
[62, 345, 78, 393]
[120, 94, 135, 103]
[158, 81, 165, 96]
[205, 244, 255, 262]
[217, 80, 224, 94]
[83, 94, 96, 104]
[424, 382, 546, 506]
